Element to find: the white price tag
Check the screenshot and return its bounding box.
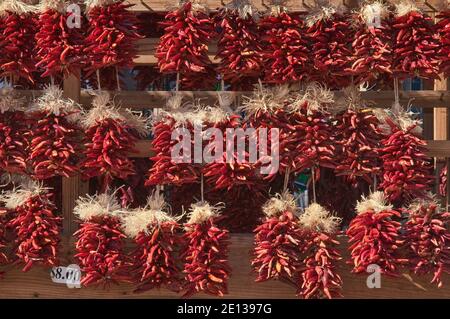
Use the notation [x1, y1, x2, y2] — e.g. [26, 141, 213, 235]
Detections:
[50, 264, 81, 288]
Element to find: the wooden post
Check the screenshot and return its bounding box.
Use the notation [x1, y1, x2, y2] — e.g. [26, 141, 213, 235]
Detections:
[62, 71, 87, 235]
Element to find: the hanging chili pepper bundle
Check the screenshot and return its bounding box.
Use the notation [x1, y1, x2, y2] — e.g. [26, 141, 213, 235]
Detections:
[258, 3, 309, 84]
[35, 0, 85, 78]
[333, 87, 384, 187]
[81, 92, 148, 190]
[155, 0, 216, 89]
[251, 191, 304, 284]
[215, 1, 262, 89]
[350, 1, 393, 84]
[437, 10, 450, 77]
[403, 198, 450, 288]
[181, 201, 230, 297]
[392, 1, 440, 80]
[84, 0, 140, 75]
[346, 191, 406, 276]
[290, 83, 336, 179]
[0, 180, 61, 272]
[305, 5, 353, 88]
[146, 95, 201, 186]
[0, 88, 28, 175]
[73, 192, 129, 287]
[122, 191, 183, 293]
[379, 109, 434, 204]
[28, 85, 82, 179]
[297, 203, 342, 299]
[0, 0, 37, 83]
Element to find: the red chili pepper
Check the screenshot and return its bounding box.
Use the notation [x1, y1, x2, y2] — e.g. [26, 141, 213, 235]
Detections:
[403, 200, 450, 288]
[437, 10, 450, 77]
[156, 1, 216, 89]
[251, 193, 304, 284]
[379, 117, 434, 205]
[215, 5, 263, 89]
[84, 0, 141, 75]
[297, 203, 343, 299]
[392, 5, 440, 80]
[259, 10, 309, 84]
[27, 86, 82, 180]
[1, 182, 61, 272]
[0, 3, 37, 83]
[306, 6, 353, 88]
[35, 2, 86, 78]
[346, 192, 406, 276]
[439, 165, 447, 197]
[73, 193, 130, 288]
[349, 3, 393, 85]
[181, 202, 231, 298]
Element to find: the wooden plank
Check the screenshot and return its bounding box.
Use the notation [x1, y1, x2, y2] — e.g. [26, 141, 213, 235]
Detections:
[133, 139, 450, 158]
[0, 235, 448, 298]
[62, 72, 85, 236]
[127, 0, 446, 12]
[80, 90, 450, 109]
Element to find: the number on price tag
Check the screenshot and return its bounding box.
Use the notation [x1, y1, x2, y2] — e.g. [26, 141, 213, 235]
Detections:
[50, 264, 81, 288]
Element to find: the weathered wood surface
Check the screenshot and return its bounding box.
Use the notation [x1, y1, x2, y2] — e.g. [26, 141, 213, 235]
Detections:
[0, 235, 448, 299]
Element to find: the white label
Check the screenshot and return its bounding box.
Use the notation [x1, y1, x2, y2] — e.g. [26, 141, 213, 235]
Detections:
[50, 264, 81, 289]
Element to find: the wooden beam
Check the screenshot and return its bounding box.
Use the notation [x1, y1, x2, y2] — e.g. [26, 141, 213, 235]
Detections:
[80, 90, 450, 109]
[127, 0, 446, 12]
[0, 234, 448, 298]
[62, 72, 86, 236]
[133, 139, 450, 158]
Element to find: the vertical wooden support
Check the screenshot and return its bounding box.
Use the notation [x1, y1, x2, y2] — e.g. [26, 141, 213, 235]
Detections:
[434, 76, 449, 208]
[62, 71, 86, 235]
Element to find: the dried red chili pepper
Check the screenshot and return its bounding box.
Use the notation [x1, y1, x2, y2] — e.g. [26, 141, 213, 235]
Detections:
[146, 95, 200, 187]
[392, 2, 440, 80]
[291, 84, 336, 178]
[350, 2, 393, 85]
[35, 0, 86, 78]
[259, 7, 309, 84]
[305, 5, 353, 88]
[0, 210, 9, 270]
[73, 192, 129, 287]
[84, 0, 140, 75]
[0, 88, 28, 175]
[27, 85, 82, 179]
[379, 114, 434, 205]
[81, 92, 147, 190]
[437, 10, 450, 77]
[1, 180, 61, 272]
[347, 191, 406, 276]
[181, 201, 231, 297]
[123, 191, 183, 293]
[215, 1, 262, 90]
[403, 199, 450, 288]
[0, 0, 37, 83]
[155, 1, 216, 89]
[297, 203, 343, 299]
[333, 88, 384, 187]
[252, 192, 304, 285]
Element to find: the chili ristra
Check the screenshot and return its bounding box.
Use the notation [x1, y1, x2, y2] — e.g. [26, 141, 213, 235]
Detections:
[27, 85, 82, 180]
[181, 201, 231, 298]
[73, 192, 130, 288]
[123, 191, 184, 293]
[437, 10, 450, 77]
[403, 199, 450, 288]
[0, 180, 61, 272]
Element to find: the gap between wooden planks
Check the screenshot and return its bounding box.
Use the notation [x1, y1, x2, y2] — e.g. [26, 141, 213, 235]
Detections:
[0, 234, 448, 299]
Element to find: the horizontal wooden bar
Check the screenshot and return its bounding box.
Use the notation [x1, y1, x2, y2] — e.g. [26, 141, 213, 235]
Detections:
[80, 90, 450, 109]
[132, 139, 450, 158]
[127, 0, 446, 13]
[0, 234, 447, 298]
